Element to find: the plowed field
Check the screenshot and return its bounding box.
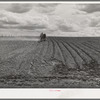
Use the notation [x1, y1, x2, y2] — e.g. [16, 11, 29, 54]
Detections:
[0, 37, 100, 88]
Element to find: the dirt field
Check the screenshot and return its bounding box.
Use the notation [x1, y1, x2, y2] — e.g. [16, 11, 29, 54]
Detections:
[0, 37, 100, 88]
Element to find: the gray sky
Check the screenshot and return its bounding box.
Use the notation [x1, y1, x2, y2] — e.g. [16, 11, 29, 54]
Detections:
[0, 3, 100, 36]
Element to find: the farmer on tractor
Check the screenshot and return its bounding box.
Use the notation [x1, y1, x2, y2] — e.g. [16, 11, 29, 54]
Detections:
[40, 32, 47, 42]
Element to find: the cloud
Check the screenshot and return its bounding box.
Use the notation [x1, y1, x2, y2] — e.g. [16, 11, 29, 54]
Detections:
[0, 4, 90, 34]
[78, 4, 100, 13]
[1, 3, 100, 36]
[89, 17, 100, 27]
[58, 22, 80, 32]
[49, 16, 81, 32]
[0, 14, 19, 25]
[6, 3, 33, 13]
[59, 24, 80, 32]
[0, 3, 81, 33]
[0, 10, 48, 30]
[34, 3, 59, 14]
[82, 12, 100, 27]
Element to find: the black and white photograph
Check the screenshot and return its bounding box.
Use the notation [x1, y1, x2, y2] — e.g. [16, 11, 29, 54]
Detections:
[0, 2, 100, 88]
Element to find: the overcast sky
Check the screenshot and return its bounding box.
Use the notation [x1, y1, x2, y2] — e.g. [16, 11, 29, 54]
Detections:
[0, 3, 100, 36]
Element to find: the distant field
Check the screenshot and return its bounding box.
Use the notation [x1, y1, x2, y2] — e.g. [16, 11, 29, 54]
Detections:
[0, 36, 39, 41]
[0, 37, 100, 88]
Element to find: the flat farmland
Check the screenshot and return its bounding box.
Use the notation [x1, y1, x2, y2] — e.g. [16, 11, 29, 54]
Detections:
[0, 37, 100, 88]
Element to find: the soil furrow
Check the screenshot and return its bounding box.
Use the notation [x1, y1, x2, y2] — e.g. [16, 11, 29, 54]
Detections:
[61, 41, 83, 70]
[53, 38, 77, 69]
[71, 42, 94, 60]
[70, 42, 91, 63]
